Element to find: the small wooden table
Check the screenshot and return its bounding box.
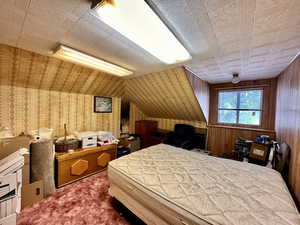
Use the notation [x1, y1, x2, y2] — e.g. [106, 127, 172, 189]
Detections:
[55, 144, 117, 187]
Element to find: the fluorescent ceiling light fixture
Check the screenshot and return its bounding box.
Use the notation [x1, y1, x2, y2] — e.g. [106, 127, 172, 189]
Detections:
[93, 0, 191, 64]
[53, 45, 133, 77]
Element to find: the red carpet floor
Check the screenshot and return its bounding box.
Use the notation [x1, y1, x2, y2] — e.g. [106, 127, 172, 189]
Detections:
[17, 171, 145, 225]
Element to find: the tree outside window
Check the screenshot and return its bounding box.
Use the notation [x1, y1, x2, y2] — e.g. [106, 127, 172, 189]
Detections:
[218, 89, 263, 126]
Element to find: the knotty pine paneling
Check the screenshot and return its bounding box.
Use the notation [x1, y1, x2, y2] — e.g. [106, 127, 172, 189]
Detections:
[208, 78, 277, 156]
[147, 117, 206, 131]
[0, 44, 124, 97]
[0, 85, 121, 137]
[129, 103, 147, 134]
[276, 54, 300, 205]
[129, 103, 206, 133]
[125, 67, 206, 121]
[207, 126, 276, 156]
[186, 69, 209, 122]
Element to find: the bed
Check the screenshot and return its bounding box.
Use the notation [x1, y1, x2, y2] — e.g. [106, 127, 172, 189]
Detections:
[108, 144, 300, 225]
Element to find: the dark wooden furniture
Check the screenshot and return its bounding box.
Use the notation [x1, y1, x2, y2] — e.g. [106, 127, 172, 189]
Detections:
[118, 137, 140, 152]
[55, 144, 117, 187]
[249, 143, 270, 161]
[135, 120, 158, 148]
[149, 129, 169, 146]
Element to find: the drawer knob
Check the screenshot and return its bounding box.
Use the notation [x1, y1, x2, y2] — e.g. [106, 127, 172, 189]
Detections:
[97, 153, 111, 167]
[71, 159, 89, 176]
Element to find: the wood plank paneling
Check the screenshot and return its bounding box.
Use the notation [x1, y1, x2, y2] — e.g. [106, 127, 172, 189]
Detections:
[129, 103, 147, 134]
[0, 44, 124, 97]
[129, 103, 207, 134]
[207, 125, 276, 156]
[208, 78, 277, 156]
[0, 85, 121, 137]
[186, 69, 210, 122]
[147, 117, 206, 131]
[125, 67, 206, 121]
[276, 54, 300, 205]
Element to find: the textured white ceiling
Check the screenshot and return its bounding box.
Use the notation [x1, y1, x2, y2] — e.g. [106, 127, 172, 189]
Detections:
[0, 0, 299, 83]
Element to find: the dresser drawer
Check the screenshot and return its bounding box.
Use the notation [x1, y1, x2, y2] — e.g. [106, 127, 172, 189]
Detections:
[56, 145, 116, 187]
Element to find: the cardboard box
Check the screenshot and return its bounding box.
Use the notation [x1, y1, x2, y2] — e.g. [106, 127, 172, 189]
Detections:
[21, 181, 43, 209]
[21, 164, 30, 185]
[23, 154, 29, 165]
[0, 213, 16, 225]
[21, 155, 30, 185]
[0, 136, 31, 161]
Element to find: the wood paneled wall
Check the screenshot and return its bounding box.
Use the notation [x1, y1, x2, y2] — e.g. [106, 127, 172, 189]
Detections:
[147, 117, 206, 131]
[125, 67, 206, 121]
[129, 103, 207, 133]
[208, 79, 277, 156]
[0, 85, 121, 137]
[129, 103, 147, 133]
[186, 69, 210, 122]
[276, 54, 300, 205]
[207, 126, 276, 156]
[0, 44, 124, 97]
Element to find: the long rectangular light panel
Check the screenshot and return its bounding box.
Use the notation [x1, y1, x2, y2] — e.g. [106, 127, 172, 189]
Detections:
[93, 0, 191, 64]
[53, 45, 133, 77]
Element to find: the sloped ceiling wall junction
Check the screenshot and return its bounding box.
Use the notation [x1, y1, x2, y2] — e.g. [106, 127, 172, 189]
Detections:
[0, 44, 124, 97]
[0, 44, 208, 123]
[124, 67, 208, 122]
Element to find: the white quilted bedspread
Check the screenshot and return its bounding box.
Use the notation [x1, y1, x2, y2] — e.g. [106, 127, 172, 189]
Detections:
[109, 144, 300, 225]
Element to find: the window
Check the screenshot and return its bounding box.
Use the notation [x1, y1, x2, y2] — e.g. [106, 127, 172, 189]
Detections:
[218, 89, 263, 126]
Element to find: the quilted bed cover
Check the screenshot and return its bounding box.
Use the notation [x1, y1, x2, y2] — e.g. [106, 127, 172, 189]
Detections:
[108, 144, 300, 225]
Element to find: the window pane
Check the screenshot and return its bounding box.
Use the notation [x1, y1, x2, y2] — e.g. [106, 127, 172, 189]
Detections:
[239, 111, 261, 125]
[218, 92, 237, 109]
[218, 110, 237, 124]
[239, 90, 262, 110]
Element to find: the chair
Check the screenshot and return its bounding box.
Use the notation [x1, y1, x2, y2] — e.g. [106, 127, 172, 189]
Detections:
[163, 124, 195, 150]
[272, 143, 290, 180]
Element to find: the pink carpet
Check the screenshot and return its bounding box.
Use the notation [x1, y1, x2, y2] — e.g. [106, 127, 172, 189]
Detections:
[17, 171, 145, 225]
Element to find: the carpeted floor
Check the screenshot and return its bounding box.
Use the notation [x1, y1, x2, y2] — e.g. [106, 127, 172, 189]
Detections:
[17, 171, 145, 225]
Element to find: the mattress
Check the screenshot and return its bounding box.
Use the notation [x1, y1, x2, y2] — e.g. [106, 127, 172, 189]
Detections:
[108, 144, 300, 225]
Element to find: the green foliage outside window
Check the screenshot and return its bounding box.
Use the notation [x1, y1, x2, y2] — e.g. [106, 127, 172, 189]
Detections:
[218, 90, 262, 125]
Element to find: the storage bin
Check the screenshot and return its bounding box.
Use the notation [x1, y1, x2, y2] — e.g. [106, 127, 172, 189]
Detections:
[75, 132, 97, 149]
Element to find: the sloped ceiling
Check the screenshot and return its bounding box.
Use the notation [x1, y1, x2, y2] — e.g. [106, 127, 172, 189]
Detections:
[0, 44, 124, 97]
[0, 0, 299, 83]
[0, 44, 208, 122]
[124, 67, 207, 121]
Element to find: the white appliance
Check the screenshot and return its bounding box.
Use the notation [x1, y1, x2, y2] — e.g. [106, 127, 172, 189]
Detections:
[0, 149, 26, 224]
[74, 131, 98, 149]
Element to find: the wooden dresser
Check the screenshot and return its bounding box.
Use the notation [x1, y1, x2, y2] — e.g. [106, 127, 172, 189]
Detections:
[135, 120, 158, 148]
[55, 144, 117, 187]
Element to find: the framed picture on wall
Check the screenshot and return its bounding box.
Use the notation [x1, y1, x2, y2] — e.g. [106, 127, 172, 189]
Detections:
[94, 96, 112, 113]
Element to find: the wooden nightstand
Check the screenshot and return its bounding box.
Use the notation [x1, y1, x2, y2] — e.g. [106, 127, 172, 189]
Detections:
[55, 144, 117, 187]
